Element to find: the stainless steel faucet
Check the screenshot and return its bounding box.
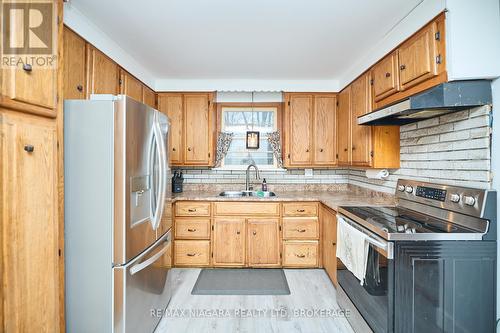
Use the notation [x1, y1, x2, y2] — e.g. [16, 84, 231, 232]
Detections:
[245, 163, 260, 192]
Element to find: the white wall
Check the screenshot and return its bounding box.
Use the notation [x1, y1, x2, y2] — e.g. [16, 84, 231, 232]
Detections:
[63, 2, 156, 88]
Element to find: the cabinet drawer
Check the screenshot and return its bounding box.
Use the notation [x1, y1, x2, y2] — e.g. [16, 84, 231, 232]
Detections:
[213, 202, 280, 216]
[175, 202, 211, 217]
[283, 202, 318, 216]
[174, 240, 210, 266]
[283, 241, 319, 267]
[175, 218, 210, 239]
[283, 218, 319, 239]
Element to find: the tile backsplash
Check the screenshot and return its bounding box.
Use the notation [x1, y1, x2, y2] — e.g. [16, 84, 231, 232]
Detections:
[174, 106, 492, 194]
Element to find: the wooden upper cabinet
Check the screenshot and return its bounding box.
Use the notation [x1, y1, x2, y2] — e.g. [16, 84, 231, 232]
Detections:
[398, 21, 438, 90]
[213, 218, 246, 266]
[313, 95, 337, 165]
[86, 45, 119, 96]
[336, 87, 351, 165]
[184, 94, 212, 165]
[1, 113, 60, 332]
[371, 51, 400, 102]
[350, 73, 372, 166]
[247, 219, 280, 267]
[119, 70, 143, 102]
[63, 26, 86, 99]
[158, 94, 183, 165]
[286, 94, 313, 166]
[142, 87, 156, 109]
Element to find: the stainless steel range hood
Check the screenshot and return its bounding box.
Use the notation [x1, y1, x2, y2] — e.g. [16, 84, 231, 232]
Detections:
[358, 80, 492, 126]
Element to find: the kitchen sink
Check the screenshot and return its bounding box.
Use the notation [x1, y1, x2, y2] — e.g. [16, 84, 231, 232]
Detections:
[219, 190, 277, 198]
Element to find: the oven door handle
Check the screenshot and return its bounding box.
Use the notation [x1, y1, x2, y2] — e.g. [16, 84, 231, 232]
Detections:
[338, 214, 394, 259]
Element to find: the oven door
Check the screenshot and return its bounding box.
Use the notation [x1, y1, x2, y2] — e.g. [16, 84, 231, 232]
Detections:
[336, 215, 394, 333]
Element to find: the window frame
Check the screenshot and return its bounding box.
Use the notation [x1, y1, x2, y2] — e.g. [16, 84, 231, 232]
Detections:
[215, 102, 283, 170]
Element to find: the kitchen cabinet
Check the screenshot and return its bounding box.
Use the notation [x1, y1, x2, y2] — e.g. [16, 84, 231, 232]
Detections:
[63, 26, 87, 99]
[157, 92, 215, 166]
[284, 93, 336, 168]
[86, 45, 120, 97]
[371, 51, 400, 103]
[247, 218, 280, 267]
[174, 240, 210, 266]
[119, 70, 143, 102]
[143, 86, 156, 109]
[322, 205, 338, 286]
[1, 112, 61, 332]
[336, 87, 351, 165]
[337, 74, 400, 169]
[283, 241, 319, 267]
[213, 218, 246, 266]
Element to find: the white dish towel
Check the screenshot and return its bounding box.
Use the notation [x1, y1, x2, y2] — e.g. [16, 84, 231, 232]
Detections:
[336, 215, 370, 284]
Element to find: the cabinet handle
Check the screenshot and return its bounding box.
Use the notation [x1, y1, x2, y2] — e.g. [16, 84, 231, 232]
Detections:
[24, 144, 34, 153]
[237, 231, 241, 235]
[352, 146, 356, 150]
[319, 148, 324, 152]
[306, 148, 310, 152]
[295, 253, 306, 258]
[187, 228, 197, 232]
[187, 147, 192, 151]
[332, 241, 336, 246]
[296, 229, 307, 233]
[187, 208, 197, 212]
[76, 84, 83, 92]
[22, 63, 32, 72]
[252, 231, 256, 235]
[296, 209, 305, 212]
[344, 148, 348, 152]
[172, 147, 176, 152]
[400, 64, 406, 70]
[385, 72, 391, 78]
[186, 253, 197, 257]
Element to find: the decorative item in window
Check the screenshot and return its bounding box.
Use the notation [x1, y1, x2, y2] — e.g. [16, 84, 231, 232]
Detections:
[214, 132, 234, 168]
[267, 131, 283, 168]
[246, 131, 260, 149]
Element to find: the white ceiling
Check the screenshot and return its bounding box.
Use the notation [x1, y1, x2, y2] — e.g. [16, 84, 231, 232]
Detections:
[68, 0, 425, 87]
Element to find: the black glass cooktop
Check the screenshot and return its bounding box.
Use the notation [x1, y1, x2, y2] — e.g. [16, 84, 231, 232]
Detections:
[340, 206, 477, 235]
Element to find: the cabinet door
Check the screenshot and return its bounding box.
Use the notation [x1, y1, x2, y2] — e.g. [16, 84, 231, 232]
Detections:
[63, 26, 87, 99]
[287, 95, 312, 166]
[350, 73, 372, 166]
[371, 52, 400, 102]
[142, 86, 156, 109]
[398, 22, 438, 90]
[322, 206, 337, 286]
[119, 70, 143, 102]
[213, 218, 246, 266]
[336, 87, 351, 165]
[158, 94, 183, 165]
[86, 46, 119, 96]
[313, 95, 336, 165]
[247, 219, 280, 267]
[184, 94, 211, 165]
[1, 113, 60, 332]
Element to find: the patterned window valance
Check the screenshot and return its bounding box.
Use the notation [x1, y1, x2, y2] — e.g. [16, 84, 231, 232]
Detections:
[214, 132, 234, 168]
[267, 131, 284, 168]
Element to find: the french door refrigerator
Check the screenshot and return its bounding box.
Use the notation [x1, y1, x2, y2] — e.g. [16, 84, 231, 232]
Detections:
[64, 95, 172, 333]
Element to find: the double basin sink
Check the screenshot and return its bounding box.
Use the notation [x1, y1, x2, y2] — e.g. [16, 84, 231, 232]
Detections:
[219, 190, 277, 198]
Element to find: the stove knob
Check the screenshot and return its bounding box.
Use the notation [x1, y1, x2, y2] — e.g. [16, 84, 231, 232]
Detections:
[397, 185, 405, 192]
[405, 186, 413, 193]
[463, 196, 476, 206]
[450, 194, 460, 203]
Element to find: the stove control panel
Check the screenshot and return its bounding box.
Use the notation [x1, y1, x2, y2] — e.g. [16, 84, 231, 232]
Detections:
[395, 179, 490, 218]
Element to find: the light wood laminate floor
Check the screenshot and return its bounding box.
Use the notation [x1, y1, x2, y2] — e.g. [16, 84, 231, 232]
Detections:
[155, 268, 354, 333]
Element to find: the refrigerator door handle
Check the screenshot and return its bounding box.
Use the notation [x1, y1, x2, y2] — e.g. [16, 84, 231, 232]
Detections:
[152, 113, 167, 230]
[129, 238, 170, 275]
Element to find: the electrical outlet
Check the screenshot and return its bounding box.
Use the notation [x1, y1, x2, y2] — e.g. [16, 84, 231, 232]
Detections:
[305, 168, 313, 178]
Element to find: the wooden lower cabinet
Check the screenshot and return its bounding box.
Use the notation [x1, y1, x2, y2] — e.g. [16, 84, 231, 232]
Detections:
[247, 219, 280, 267]
[0, 111, 61, 332]
[283, 241, 319, 267]
[174, 240, 210, 266]
[322, 205, 338, 286]
[212, 218, 246, 266]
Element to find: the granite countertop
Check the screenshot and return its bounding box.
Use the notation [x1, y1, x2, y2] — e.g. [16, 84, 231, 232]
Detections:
[172, 189, 395, 211]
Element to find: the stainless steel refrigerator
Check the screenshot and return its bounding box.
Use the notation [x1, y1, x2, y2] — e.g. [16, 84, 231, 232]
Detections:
[64, 95, 172, 333]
